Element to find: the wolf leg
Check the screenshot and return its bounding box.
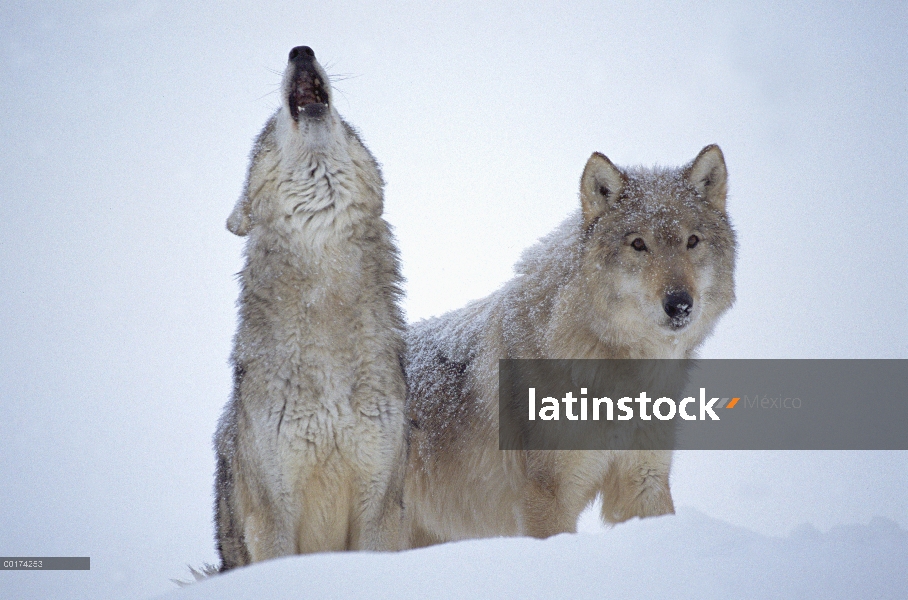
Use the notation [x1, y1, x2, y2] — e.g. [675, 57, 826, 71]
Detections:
[599, 450, 675, 524]
[347, 450, 406, 551]
[522, 466, 588, 538]
[214, 442, 252, 570]
[240, 498, 299, 562]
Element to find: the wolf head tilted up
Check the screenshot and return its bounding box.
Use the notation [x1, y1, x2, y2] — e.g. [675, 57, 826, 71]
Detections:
[227, 46, 386, 246]
[215, 47, 406, 571]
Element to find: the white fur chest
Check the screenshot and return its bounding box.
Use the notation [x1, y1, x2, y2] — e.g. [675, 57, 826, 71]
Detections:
[270, 151, 362, 251]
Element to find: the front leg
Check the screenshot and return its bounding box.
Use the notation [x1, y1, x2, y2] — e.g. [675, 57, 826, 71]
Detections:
[522, 451, 592, 538]
[599, 450, 675, 524]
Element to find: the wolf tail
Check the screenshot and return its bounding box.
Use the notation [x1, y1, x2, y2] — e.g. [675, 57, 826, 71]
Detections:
[170, 563, 220, 587]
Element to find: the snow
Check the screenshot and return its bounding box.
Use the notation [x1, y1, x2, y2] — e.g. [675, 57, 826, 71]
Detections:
[158, 507, 908, 600]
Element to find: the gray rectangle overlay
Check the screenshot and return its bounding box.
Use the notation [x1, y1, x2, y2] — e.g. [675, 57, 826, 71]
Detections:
[498, 359, 908, 450]
[1, 557, 90, 570]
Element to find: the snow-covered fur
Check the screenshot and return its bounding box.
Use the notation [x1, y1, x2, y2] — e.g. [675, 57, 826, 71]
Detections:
[404, 146, 736, 546]
[214, 46, 407, 570]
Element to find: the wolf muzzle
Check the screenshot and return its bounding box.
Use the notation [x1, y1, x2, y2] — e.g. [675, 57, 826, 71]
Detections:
[287, 46, 328, 121]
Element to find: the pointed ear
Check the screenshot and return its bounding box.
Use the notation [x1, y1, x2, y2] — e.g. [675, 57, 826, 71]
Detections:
[226, 194, 252, 236]
[580, 152, 626, 227]
[687, 144, 728, 211]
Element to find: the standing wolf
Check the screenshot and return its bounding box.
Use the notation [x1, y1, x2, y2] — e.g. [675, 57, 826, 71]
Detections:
[404, 146, 736, 546]
[214, 46, 407, 570]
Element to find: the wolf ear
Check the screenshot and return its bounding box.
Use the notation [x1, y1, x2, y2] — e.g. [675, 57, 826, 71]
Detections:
[687, 145, 728, 211]
[580, 152, 626, 227]
[226, 195, 252, 236]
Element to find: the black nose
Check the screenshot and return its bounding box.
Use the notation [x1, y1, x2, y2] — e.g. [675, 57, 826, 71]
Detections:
[288, 46, 315, 62]
[663, 291, 693, 319]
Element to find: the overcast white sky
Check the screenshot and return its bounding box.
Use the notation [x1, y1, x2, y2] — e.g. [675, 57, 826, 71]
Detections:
[1, 1, 906, 598]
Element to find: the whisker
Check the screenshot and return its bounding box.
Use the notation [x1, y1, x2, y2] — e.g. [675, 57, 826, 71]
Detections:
[253, 88, 280, 102]
[329, 73, 361, 83]
[331, 84, 352, 110]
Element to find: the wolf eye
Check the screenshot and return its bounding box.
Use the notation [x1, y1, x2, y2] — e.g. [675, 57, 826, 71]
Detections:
[631, 238, 647, 252]
[687, 235, 699, 249]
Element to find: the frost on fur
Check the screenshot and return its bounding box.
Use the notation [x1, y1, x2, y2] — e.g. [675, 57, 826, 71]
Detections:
[403, 146, 736, 547]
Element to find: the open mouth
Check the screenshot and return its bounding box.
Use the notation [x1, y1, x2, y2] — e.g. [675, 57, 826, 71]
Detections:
[288, 69, 328, 121]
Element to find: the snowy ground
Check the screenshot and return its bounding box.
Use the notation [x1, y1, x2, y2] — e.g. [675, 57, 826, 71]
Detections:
[158, 507, 908, 600]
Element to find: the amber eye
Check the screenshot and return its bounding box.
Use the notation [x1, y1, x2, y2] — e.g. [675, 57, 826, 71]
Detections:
[687, 235, 699, 249]
[631, 238, 647, 252]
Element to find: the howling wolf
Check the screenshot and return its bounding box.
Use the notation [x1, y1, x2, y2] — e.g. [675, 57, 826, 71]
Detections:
[404, 146, 736, 546]
[214, 46, 408, 570]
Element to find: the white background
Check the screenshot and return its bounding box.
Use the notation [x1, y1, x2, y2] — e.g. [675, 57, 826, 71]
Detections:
[1, 1, 906, 598]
